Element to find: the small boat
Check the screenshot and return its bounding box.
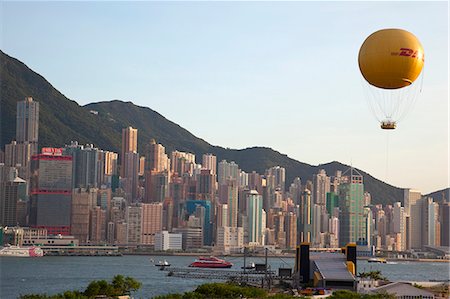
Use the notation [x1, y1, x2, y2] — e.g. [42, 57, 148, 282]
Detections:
[368, 257, 387, 263]
[241, 262, 255, 270]
[189, 256, 233, 268]
[155, 260, 170, 267]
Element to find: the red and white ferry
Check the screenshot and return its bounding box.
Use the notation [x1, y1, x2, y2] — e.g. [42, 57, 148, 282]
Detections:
[189, 256, 233, 268]
[0, 245, 44, 257]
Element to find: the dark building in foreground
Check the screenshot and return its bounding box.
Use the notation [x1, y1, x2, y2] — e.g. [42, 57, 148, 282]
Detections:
[295, 243, 357, 290]
[29, 151, 72, 235]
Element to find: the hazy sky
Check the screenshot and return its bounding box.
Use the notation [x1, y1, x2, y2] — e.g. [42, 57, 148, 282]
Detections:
[1, 1, 448, 194]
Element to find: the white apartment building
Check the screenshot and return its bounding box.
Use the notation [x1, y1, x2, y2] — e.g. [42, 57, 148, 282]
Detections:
[154, 231, 182, 251]
[216, 226, 244, 253]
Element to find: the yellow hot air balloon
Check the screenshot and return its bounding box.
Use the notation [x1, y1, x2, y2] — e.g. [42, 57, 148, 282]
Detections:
[358, 29, 425, 129]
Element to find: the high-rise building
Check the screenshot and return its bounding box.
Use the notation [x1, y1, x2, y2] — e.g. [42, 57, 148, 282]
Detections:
[224, 180, 239, 228]
[16, 97, 39, 155]
[185, 200, 213, 246]
[170, 151, 195, 176]
[440, 202, 450, 246]
[121, 126, 138, 177]
[1, 175, 27, 227]
[299, 189, 313, 243]
[141, 203, 163, 245]
[285, 212, 297, 249]
[403, 189, 422, 215]
[154, 231, 183, 251]
[122, 152, 139, 202]
[202, 154, 217, 175]
[145, 170, 169, 203]
[312, 204, 323, 245]
[145, 140, 169, 172]
[422, 198, 439, 248]
[126, 204, 142, 244]
[71, 189, 91, 244]
[4, 141, 33, 181]
[29, 150, 73, 236]
[216, 226, 244, 253]
[313, 169, 331, 205]
[266, 166, 286, 192]
[216, 203, 228, 228]
[63, 142, 100, 189]
[90, 206, 106, 243]
[218, 160, 239, 185]
[196, 169, 216, 201]
[246, 190, 264, 245]
[289, 177, 302, 206]
[104, 151, 118, 176]
[326, 192, 339, 216]
[392, 202, 406, 251]
[338, 169, 367, 247]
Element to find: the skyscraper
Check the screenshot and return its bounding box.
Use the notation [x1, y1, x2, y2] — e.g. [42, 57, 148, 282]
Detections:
[185, 200, 213, 246]
[338, 168, 367, 247]
[266, 166, 286, 192]
[403, 188, 422, 250]
[16, 97, 39, 154]
[71, 188, 92, 244]
[313, 169, 331, 205]
[121, 126, 138, 177]
[126, 204, 142, 244]
[440, 202, 450, 246]
[122, 152, 139, 201]
[299, 189, 313, 243]
[4, 141, 33, 180]
[29, 149, 73, 236]
[145, 140, 169, 172]
[246, 190, 264, 245]
[218, 160, 239, 185]
[202, 153, 217, 175]
[196, 169, 216, 201]
[225, 180, 239, 228]
[141, 203, 163, 245]
[63, 142, 100, 189]
[393, 202, 406, 251]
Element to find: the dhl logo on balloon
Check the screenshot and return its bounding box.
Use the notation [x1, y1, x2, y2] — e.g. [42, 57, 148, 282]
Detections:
[391, 48, 424, 61]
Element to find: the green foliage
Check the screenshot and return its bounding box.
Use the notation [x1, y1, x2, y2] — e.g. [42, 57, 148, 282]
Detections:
[152, 283, 267, 299]
[153, 294, 184, 299]
[194, 282, 267, 298]
[269, 293, 297, 299]
[19, 275, 141, 298]
[358, 270, 388, 281]
[329, 290, 396, 299]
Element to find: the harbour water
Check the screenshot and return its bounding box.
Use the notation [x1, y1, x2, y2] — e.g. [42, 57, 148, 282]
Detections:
[1, 255, 448, 299]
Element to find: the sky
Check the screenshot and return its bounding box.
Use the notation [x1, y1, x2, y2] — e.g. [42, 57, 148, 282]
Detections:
[1, 1, 448, 194]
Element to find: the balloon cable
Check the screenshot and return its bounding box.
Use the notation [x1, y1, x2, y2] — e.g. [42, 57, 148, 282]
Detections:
[385, 131, 390, 183]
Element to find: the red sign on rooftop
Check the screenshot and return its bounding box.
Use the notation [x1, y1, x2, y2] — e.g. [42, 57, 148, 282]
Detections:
[41, 147, 63, 156]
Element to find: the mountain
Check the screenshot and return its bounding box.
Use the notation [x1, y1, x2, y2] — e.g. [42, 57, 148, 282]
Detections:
[0, 51, 121, 151]
[1, 49, 413, 205]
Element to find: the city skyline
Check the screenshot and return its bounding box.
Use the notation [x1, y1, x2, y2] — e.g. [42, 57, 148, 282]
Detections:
[1, 97, 448, 265]
[1, 1, 448, 194]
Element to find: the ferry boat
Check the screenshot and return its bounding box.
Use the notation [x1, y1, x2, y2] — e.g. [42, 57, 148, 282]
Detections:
[189, 256, 233, 268]
[0, 245, 44, 257]
[368, 257, 387, 263]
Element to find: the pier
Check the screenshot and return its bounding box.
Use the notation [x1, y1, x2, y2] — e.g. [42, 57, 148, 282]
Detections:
[42, 245, 122, 256]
